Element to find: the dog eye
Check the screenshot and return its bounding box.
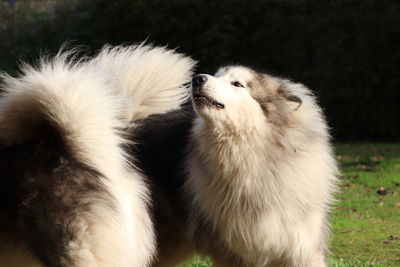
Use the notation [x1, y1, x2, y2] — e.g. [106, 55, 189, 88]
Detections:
[232, 81, 244, 88]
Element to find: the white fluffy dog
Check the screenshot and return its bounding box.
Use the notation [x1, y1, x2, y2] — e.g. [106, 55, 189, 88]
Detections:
[135, 65, 339, 267]
[0, 44, 195, 267]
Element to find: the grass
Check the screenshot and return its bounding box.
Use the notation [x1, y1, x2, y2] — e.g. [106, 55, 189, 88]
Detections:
[329, 143, 400, 266]
[184, 143, 400, 267]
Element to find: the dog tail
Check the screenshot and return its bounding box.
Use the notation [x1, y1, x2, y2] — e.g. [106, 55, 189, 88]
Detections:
[0, 44, 194, 266]
[90, 44, 196, 123]
[0, 55, 129, 170]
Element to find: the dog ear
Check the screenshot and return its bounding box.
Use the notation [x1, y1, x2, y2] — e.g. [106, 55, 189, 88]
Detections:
[285, 94, 302, 111]
[277, 85, 302, 112]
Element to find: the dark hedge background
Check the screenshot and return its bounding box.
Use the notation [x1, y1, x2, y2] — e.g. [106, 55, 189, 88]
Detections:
[0, 0, 399, 141]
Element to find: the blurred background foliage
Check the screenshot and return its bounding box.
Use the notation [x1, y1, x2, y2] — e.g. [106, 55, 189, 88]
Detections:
[0, 0, 399, 141]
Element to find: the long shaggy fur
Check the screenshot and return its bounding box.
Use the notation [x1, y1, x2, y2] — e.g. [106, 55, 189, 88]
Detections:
[0, 44, 195, 267]
[88, 44, 195, 122]
[134, 65, 338, 267]
[186, 66, 339, 266]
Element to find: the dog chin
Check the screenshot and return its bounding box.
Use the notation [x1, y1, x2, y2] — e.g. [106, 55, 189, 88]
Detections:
[192, 94, 225, 110]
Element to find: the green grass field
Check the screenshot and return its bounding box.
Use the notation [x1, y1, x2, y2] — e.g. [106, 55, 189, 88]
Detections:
[183, 143, 400, 267]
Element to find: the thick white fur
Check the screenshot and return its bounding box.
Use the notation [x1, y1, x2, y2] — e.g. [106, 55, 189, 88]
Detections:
[0, 44, 195, 267]
[187, 66, 339, 266]
[89, 44, 195, 123]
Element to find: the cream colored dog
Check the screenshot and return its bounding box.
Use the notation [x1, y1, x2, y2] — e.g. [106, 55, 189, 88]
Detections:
[136, 65, 339, 267]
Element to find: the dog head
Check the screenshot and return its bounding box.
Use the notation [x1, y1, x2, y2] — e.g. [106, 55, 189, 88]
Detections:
[191, 65, 304, 132]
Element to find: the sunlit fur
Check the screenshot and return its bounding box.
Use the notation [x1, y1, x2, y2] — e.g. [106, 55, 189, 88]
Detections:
[0, 44, 195, 267]
[185, 66, 339, 266]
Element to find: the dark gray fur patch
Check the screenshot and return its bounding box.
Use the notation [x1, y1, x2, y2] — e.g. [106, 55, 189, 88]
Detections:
[0, 131, 113, 267]
[130, 104, 195, 262]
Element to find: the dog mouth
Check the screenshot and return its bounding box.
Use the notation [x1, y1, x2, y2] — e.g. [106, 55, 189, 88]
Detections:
[193, 93, 225, 109]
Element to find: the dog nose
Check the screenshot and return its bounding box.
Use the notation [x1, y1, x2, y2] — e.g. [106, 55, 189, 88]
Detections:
[192, 75, 208, 87]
